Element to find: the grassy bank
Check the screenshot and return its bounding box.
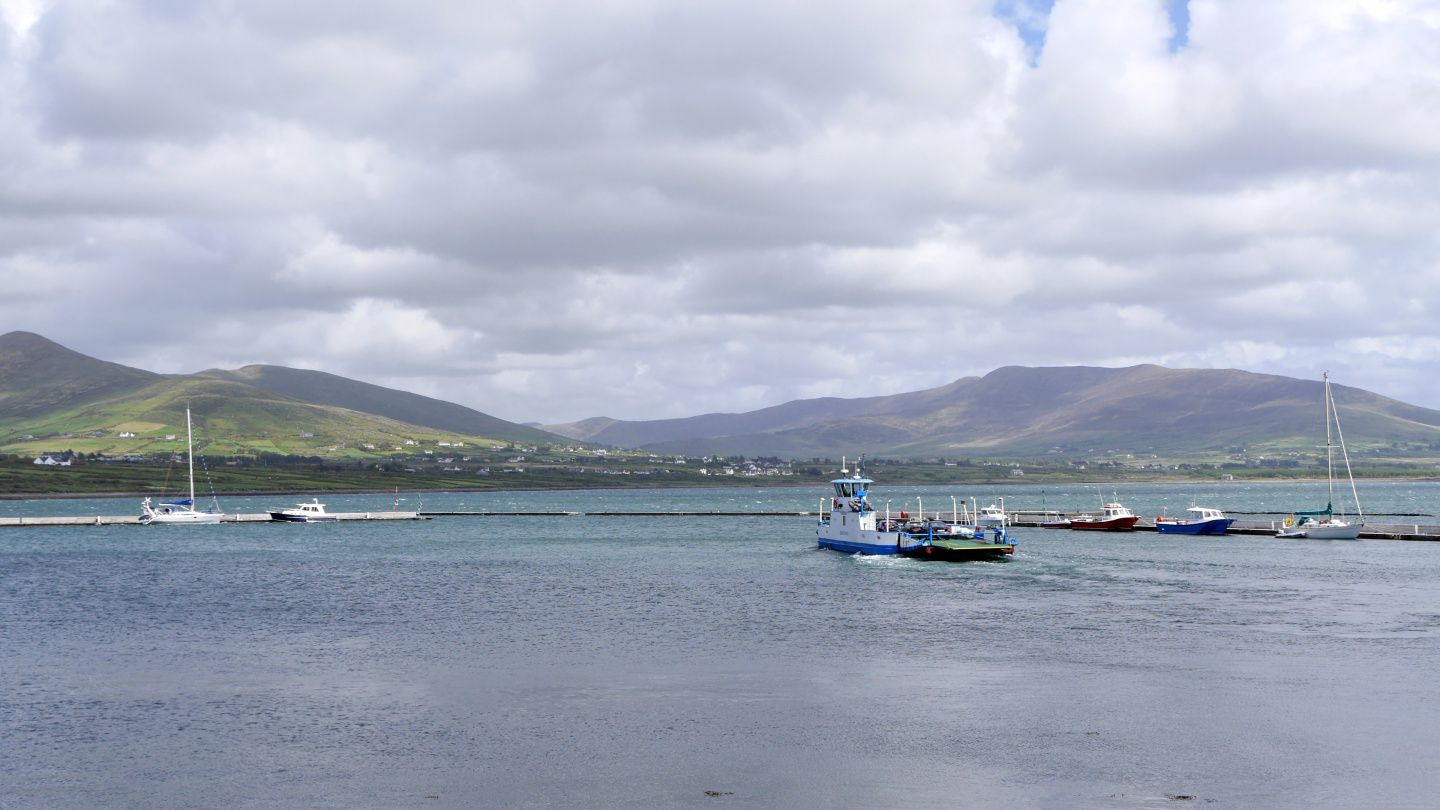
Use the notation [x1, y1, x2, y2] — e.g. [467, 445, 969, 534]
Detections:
[4, 455, 1440, 498]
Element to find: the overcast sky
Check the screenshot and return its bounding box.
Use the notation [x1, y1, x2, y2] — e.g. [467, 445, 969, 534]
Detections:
[2, 0, 1438, 424]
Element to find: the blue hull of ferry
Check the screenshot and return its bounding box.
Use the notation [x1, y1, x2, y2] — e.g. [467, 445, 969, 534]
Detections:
[817, 537, 900, 555]
[1155, 518, 1233, 535]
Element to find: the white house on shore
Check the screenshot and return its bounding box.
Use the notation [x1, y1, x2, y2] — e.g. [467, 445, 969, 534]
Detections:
[34, 452, 72, 466]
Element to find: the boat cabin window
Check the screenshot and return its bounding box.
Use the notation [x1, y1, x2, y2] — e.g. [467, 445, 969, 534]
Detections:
[834, 482, 854, 498]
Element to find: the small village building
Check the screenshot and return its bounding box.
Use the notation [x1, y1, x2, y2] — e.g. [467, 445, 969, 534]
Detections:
[34, 452, 73, 466]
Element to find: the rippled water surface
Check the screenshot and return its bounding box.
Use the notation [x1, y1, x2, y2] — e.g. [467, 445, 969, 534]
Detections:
[3, 483, 1439, 808]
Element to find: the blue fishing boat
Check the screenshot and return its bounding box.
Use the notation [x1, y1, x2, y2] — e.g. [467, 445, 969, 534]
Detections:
[815, 458, 1013, 559]
[1155, 506, 1234, 535]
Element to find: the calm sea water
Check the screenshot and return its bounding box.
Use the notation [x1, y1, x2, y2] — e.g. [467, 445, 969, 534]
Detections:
[3, 482, 1439, 809]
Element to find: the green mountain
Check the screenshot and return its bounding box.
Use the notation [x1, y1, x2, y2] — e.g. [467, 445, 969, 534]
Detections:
[545, 365, 1440, 458]
[0, 332, 565, 457]
[0, 331, 161, 417]
[198, 365, 557, 444]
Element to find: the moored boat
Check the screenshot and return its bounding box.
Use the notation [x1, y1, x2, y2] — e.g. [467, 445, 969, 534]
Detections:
[975, 500, 1007, 529]
[1070, 502, 1139, 531]
[1155, 506, 1233, 535]
[269, 499, 338, 523]
[140, 406, 223, 525]
[141, 497, 222, 525]
[1278, 372, 1363, 540]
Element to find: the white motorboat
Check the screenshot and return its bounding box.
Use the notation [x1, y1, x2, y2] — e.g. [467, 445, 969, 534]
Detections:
[269, 499, 338, 523]
[975, 499, 1007, 528]
[140, 407, 223, 525]
[1278, 372, 1363, 540]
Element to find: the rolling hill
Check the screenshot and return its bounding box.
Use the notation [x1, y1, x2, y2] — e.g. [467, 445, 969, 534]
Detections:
[198, 365, 557, 444]
[0, 332, 565, 457]
[0, 331, 161, 418]
[9, 329, 1440, 462]
[544, 365, 1440, 458]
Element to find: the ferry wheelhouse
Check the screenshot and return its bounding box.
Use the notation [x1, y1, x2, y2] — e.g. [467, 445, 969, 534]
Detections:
[815, 459, 1013, 560]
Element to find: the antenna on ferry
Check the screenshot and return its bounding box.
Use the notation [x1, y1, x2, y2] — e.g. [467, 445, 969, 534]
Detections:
[841, 455, 848, 475]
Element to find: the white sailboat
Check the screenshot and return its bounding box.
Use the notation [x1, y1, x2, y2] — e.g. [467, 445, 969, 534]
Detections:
[1278, 372, 1362, 540]
[141, 407, 223, 525]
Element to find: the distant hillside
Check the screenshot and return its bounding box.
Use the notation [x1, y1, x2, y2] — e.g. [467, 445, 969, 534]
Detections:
[547, 365, 1440, 457]
[539, 381, 970, 447]
[200, 365, 560, 444]
[0, 332, 161, 418]
[0, 375, 480, 457]
[0, 332, 567, 457]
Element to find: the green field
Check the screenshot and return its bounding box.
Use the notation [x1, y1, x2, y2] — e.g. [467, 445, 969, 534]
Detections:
[5, 453, 1439, 499]
[0, 377, 517, 460]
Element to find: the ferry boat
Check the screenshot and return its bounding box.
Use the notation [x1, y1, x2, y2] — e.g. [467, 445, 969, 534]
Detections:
[268, 499, 338, 523]
[1155, 506, 1233, 535]
[815, 459, 1013, 559]
[1069, 501, 1139, 531]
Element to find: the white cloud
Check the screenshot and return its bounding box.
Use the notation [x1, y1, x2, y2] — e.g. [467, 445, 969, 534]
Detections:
[2, 0, 1440, 423]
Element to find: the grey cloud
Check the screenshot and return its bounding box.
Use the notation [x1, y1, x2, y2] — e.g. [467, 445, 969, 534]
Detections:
[3, 0, 1440, 424]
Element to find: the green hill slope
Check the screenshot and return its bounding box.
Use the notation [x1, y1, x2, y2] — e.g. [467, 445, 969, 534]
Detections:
[0, 376, 514, 458]
[0, 333, 564, 457]
[0, 332, 161, 418]
[199, 365, 559, 444]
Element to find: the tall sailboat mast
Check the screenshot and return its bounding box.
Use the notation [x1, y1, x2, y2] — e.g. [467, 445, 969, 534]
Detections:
[186, 406, 196, 508]
[1328, 372, 1363, 522]
[1324, 372, 1334, 512]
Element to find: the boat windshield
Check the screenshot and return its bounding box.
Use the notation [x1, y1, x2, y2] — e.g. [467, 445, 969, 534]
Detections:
[831, 478, 872, 499]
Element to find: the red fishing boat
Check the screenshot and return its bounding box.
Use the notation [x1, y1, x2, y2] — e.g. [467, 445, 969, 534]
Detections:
[1069, 502, 1139, 531]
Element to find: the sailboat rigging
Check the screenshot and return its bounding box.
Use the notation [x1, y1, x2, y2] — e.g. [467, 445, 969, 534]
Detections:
[140, 406, 224, 525]
[1278, 372, 1363, 539]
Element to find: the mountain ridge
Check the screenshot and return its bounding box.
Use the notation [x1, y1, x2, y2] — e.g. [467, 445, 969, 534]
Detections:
[0, 332, 164, 418]
[0, 332, 565, 455]
[199, 365, 557, 444]
[546, 365, 1440, 457]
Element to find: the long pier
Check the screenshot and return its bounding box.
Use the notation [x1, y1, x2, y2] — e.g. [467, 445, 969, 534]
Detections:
[2, 510, 1438, 540]
[0, 512, 425, 526]
[1002, 516, 1440, 541]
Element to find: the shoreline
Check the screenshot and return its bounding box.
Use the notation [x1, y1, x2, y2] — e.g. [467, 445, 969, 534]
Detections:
[0, 476, 1434, 501]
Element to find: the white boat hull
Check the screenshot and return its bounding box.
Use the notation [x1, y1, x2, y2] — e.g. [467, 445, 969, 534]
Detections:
[1290, 522, 1362, 540]
[142, 511, 222, 525]
[817, 517, 903, 554]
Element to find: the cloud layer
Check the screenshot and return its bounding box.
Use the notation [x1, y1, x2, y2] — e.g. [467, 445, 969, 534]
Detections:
[2, 0, 1439, 422]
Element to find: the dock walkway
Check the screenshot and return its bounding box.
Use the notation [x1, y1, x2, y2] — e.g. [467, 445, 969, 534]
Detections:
[2, 510, 1438, 539]
[0, 512, 424, 527]
[1003, 515, 1440, 541]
